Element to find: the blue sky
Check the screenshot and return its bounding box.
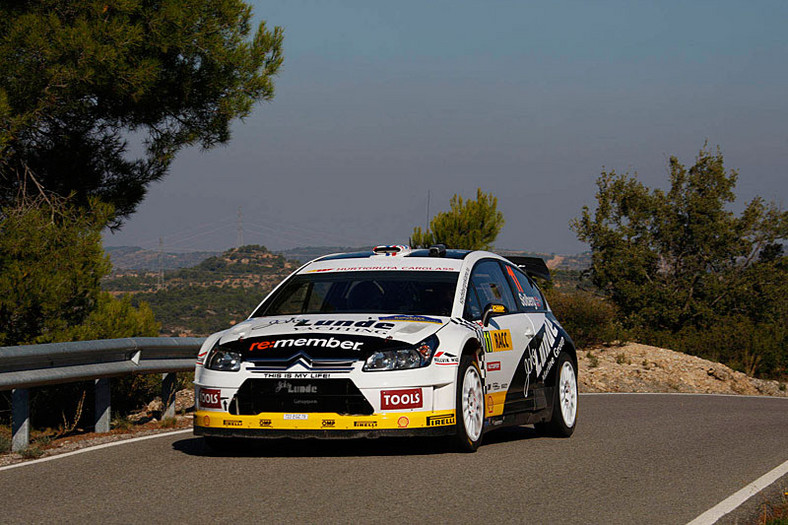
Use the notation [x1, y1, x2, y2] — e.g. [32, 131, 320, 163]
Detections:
[105, 1, 788, 254]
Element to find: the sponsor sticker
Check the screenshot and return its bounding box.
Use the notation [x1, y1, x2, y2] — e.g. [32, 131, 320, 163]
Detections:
[397, 416, 410, 428]
[321, 419, 336, 428]
[378, 315, 443, 324]
[284, 414, 308, 420]
[249, 337, 364, 351]
[433, 351, 459, 365]
[259, 419, 272, 427]
[198, 387, 221, 409]
[354, 421, 378, 428]
[487, 361, 501, 371]
[223, 419, 243, 427]
[426, 414, 455, 427]
[483, 329, 513, 352]
[306, 266, 457, 273]
[486, 395, 495, 415]
[380, 388, 423, 410]
[276, 381, 318, 394]
[202, 416, 210, 426]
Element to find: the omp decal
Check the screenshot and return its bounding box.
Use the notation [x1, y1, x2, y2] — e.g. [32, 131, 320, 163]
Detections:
[194, 410, 459, 431]
[197, 387, 221, 409]
[380, 388, 423, 410]
[490, 304, 507, 314]
[378, 315, 443, 324]
[483, 329, 513, 352]
[426, 414, 455, 427]
[249, 337, 364, 351]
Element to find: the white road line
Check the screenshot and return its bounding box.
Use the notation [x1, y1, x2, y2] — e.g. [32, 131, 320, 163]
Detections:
[0, 429, 192, 473]
[581, 392, 788, 400]
[686, 459, 788, 525]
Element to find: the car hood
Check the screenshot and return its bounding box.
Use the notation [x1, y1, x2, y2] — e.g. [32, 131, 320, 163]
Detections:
[219, 314, 449, 347]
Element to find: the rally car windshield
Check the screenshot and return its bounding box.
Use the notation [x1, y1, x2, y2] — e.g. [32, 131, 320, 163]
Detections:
[252, 271, 459, 317]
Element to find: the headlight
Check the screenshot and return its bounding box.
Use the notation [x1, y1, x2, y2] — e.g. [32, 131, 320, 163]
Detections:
[205, 345, 241, 372]
[363, 335, 438, 371]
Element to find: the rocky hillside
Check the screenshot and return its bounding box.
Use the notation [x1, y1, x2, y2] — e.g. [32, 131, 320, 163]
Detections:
[578, 342, 787, 397]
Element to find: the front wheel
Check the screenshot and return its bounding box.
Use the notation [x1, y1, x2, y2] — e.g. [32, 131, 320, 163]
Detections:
[534, 353, 578, 437]
[452, 354, 485, 452]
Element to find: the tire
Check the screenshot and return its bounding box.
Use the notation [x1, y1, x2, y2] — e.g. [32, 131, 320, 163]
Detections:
[534, 352, 578, 437]
[452, 354, 485, 452]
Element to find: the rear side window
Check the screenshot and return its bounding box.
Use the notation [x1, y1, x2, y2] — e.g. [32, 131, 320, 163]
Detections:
[503, 264, 545, 311]
[469, 260, 518, 314]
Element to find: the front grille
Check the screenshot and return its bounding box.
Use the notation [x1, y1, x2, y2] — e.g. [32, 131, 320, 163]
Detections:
[231, 379, 374, 416]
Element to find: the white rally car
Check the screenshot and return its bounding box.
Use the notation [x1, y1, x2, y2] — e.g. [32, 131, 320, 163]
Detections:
[194, 245, 578, 451]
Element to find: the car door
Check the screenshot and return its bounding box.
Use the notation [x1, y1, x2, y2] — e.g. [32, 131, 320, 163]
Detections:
[463, 259, 534, 418]
[500, 262, 558, 413]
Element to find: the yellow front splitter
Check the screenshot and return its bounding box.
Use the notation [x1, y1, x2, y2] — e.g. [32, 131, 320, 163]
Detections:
[194, 409, 456, 432]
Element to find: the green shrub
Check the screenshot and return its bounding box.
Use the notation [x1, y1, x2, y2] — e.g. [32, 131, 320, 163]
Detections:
[0, 433, 10, 453]
[545, 289, 623, 348]
[159, 417, 178, 429]
[639, 316, 786, 379]
[20, 445, 44, 459]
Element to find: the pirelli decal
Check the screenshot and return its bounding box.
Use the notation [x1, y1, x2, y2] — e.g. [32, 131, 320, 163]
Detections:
[426, 414, 455, 427]
[483, 329, 513, 353]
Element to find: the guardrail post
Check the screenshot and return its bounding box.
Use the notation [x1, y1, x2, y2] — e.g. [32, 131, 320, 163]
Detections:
[11, 388, 30, 452]
[162, 373, 176, 419]
[94, 378, 111, 433]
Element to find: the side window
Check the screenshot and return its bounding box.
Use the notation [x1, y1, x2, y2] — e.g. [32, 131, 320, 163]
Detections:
[469, 260, 518, 314]
[463, 286, 482, 321]
[503, 264, 545, 311]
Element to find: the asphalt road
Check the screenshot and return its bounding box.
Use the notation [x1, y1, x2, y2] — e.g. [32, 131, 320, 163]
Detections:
[1, 394, 786, 524]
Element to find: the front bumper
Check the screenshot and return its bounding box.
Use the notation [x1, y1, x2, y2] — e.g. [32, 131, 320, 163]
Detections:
[193, 409, 457, 439]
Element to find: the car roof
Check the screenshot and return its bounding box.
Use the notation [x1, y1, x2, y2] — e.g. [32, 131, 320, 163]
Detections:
[298, 246, 471, 274]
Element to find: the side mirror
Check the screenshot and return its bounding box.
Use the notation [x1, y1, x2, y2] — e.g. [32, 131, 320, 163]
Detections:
[481, 303, 507, 327]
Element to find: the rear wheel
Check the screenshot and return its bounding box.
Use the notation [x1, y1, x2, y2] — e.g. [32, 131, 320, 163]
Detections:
[452, 354, 485, 452]
[534, 353, 577, 437]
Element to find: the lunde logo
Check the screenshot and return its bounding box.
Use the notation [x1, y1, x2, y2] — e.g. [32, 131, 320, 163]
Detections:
[198, 387, 221, 409]
[380, 388, 423, 410]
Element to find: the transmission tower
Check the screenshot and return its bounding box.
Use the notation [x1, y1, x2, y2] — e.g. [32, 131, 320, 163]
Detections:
[237, 206, 244, 247]
[157, 237, 163, 290]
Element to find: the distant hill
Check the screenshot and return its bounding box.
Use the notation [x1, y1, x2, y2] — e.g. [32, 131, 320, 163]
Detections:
[103, 245, 299, 336]
[275, 246, 369, 263]
[103, 244, 591, 336]
[106, 246, 221, 271]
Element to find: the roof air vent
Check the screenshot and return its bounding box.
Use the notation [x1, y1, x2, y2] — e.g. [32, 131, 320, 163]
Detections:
[372, 245, 412, 257]
[428, 244, 447, 257]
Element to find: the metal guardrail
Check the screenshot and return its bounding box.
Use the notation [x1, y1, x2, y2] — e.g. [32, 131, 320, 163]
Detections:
[0, 337, 206, 452]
